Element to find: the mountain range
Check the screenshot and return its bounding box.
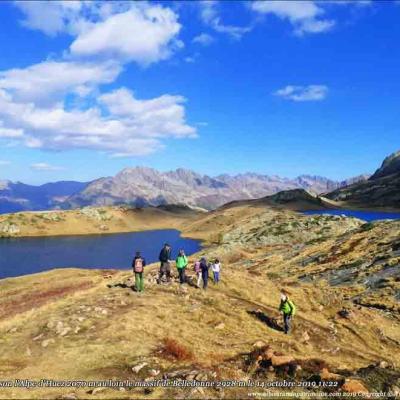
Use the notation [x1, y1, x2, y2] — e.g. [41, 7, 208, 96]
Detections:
[0, 168, 369, 213]
[0, 180, 88, 213]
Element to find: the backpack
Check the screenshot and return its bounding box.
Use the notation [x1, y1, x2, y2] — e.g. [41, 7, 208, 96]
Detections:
[134, 258, 144, 273]
[194, 261, 201, 273]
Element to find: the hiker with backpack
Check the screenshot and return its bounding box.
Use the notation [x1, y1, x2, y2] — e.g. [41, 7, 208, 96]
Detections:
[193, 259, 202, 287]
[200, 257, 209, 290]
[176, 249, 188, 284]
[212, 258, 221, 284]
[158, 243, 172, 283]
[279, 291, 296, 334]
[132, 251, 146, 293]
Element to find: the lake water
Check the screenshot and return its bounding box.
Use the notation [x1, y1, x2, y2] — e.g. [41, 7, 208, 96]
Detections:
[0, 229, 201, 279]
[303, 209, 400, 222]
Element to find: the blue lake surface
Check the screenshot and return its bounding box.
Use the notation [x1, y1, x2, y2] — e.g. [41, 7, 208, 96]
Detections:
[303, 209, 400, 222]
[0, 229, 201, 279]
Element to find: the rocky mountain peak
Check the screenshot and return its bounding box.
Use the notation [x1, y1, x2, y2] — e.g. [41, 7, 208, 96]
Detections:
[370, 150, 400, 180]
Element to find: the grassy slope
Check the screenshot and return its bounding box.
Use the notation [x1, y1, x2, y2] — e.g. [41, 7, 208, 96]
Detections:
[0, 206, 199, 238]
[1, 204, 400, 399]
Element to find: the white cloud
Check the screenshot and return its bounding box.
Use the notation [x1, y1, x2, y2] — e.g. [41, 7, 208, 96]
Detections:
[14, 1, 136, 37]
[0, 121, 24, 138]
[0, 60, 121, 105]
[98, 88, 197, 140]
[192, 33, 214, 46]
[15, 2, 183, 66]
[0, 3, 196, 158]
[15, 1, 84, 37]
[199, 1, 251, 39]
[0, 160, 11, 166]
[250, 1, 335, 35]
[70, 5, 182, 66]
[0, 73, 196, 157]
[184, 56, 196, 64]
[274, 85, 328, 102]
[30, 162, 65, 171]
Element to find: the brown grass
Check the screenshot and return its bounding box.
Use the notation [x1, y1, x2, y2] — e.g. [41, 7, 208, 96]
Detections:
[159, 337, 194, 361]
[226, 251, 246, 264]
[321, 237, 365, 264]
[298, 358, 329, 374]
[0, 281, 93, 320]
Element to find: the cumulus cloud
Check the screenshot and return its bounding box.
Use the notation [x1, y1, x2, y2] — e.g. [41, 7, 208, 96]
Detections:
[274, 85, 328, 102]
[250, 1, 335, 35]
[198, 1, 251, 39]
[14, 1, 85, 36]
[30, 162, 65, 171]
[0, 3, 196, 158]
[0, 60, 121, 105]
[0, 72, 196, 157]
[192, 33, 214, 46]
[70, 5, 183, 66]
[15, 2, 183, 66]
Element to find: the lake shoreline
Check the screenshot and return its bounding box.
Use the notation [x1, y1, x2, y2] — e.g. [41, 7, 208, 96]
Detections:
[0, 229, 203, 280]
[301, 208, 400, 222]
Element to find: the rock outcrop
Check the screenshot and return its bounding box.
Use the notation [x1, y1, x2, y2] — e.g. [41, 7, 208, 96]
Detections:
[327, 150, 400, 209]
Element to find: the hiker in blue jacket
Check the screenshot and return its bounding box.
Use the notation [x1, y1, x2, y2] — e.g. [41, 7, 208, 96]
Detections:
[200, 257, 209, 290]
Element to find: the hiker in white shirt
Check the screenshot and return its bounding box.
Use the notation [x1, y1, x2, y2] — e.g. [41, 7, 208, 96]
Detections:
[212, 259, 221, 284]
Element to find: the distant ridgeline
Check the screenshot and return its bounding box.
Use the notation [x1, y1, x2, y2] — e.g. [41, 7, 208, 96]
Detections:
[0, 167, 369, 214]
[1, 150, 399, 213]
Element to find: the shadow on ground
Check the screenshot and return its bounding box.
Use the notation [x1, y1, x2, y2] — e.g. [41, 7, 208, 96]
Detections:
[247, 310, 284, 332]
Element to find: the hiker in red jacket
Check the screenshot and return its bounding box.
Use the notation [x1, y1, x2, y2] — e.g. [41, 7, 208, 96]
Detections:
[132, 251, 146, 293]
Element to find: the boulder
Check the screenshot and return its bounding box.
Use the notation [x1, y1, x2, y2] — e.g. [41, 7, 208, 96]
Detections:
[214, 322, 225, 330]
[33, 333, 44, 341]
[132, 362, 148, 374]
[41, 339, 55, 348]
[301, 331, 310, 343]
[59, 327, 71, 336]
[55, 321, 64, 335]
[262, 348, 274, 360]
[342, 379, 369, 394]
[378, 360, 388, 369]
[90, 387, 107, 395]
[271, 355, 294, 367]
[320, 368, 342, 381]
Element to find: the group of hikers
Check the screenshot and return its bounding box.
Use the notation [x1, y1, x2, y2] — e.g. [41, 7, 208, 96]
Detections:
[132, 243, 221, 292]
[131, 243, 296, 334]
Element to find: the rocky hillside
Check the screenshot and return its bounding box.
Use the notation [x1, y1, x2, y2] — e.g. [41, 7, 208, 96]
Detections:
[63, 167, 360, 211]
[327, 151, 400, 209]
[1, 203, 400, 399]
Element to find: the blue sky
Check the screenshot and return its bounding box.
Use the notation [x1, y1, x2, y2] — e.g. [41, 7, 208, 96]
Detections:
[0, 0, 399, 185]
